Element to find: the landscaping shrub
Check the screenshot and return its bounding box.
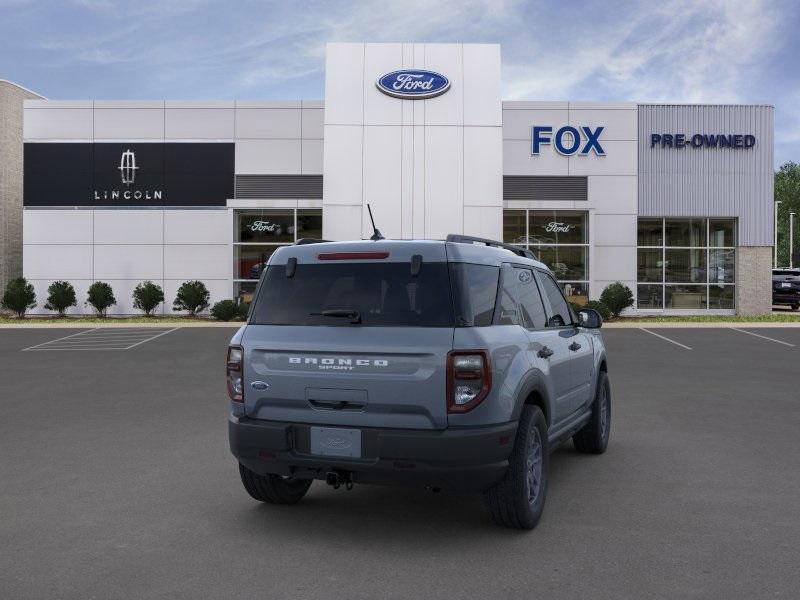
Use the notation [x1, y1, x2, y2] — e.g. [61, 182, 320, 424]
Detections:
[173, 280, 210, 316]
[586, 299, 612, 321]
[236, 301, 250, 321]
[133, 281, 165, 316]
[86, 282, 116, 317]
[599, 282, 634, 318]
[44, 281, 77, 317]
[1, 277, 36, 318]
[210, 299, 238, 321]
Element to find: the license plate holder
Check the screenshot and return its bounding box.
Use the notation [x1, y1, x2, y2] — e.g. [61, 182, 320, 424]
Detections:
[310, 427, 362, 458]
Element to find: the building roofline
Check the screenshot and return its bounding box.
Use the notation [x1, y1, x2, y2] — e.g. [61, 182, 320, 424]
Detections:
[0, 79, 46, 99]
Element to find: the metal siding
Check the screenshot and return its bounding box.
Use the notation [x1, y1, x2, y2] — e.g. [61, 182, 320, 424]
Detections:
[638, 104, 774, 246]
[503, 176, 587, 201]
[234, 174, 323, 199]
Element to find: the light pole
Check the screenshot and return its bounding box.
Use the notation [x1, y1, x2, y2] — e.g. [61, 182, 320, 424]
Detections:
[774, 200, 782, 267]
[791, 212, 796, 269]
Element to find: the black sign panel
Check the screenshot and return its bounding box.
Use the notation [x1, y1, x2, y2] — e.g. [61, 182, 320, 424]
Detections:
[24, 143, 234, 207]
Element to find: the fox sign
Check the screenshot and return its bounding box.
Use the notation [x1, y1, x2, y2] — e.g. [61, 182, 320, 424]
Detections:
[532, 125, 605, 156]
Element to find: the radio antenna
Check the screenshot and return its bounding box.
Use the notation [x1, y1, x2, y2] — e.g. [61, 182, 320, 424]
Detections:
[367, 204, 384, 241]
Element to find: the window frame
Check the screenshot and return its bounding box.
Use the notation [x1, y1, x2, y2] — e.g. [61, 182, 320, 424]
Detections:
[493, 263, 549, 331]
[534, 269, 577, 329]
[636, 218, 737, 311]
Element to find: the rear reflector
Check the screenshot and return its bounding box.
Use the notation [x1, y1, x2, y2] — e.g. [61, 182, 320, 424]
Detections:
[318, 252, 390, 260]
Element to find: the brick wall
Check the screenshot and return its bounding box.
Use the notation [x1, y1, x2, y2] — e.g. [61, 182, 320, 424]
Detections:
[0, 81, 41, 299]
[736, 246, 772, 315]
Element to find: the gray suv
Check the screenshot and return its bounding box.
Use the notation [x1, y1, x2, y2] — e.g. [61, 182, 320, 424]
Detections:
[227, 235, 610, 529]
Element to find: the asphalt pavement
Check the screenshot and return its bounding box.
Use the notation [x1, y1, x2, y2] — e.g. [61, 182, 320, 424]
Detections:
[1, 326, 799, 599]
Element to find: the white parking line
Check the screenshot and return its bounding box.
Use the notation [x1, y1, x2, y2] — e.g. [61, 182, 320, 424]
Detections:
[21, 329, 99, 351]
[730, 328, 796, 347]
[22, 327, 178, 351]
[639, 328, 693, 350]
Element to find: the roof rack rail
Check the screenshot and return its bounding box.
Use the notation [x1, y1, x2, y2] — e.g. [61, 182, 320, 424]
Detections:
[295, 238, 332, 245]
[445, 234, 537, 260]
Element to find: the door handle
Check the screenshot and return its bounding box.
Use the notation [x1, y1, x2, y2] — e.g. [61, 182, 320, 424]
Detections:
[569, 342, 582, 352]
[537, 346, 554, 359]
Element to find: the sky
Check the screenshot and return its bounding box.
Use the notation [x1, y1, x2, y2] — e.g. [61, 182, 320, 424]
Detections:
[1, 0, 799, 166]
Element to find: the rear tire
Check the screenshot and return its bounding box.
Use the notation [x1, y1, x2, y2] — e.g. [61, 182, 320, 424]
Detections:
[484, 405, 549, 530]
[238, 464, 312, 504]
[573, 371, 611, 454]
[792, 304, 799, 311]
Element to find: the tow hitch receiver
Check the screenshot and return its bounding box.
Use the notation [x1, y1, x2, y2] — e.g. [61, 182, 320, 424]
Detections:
[326, 470, 354, 490]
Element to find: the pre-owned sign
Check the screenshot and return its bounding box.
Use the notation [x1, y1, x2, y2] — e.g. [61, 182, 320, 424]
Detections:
[650, 133, 756, 148]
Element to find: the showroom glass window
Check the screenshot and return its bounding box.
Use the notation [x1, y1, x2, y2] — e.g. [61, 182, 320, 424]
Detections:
[234, 209, 322, 303]
[636, 218, 736, 310]
[504, 209, 589, 306]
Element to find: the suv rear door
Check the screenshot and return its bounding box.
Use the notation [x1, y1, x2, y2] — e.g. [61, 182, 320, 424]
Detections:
[241, 245, 454, 430]
[535, 271, 594, 415]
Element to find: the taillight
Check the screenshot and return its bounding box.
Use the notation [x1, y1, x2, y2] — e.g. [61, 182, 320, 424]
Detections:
[227, 345, 243, 402]
[447, 350, 491, 413]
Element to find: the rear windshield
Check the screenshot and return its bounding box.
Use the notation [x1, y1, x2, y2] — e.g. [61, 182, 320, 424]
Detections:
[774, 270, 800, 278]
[250, 261, 502, 328]
[251, 262, 454, 327]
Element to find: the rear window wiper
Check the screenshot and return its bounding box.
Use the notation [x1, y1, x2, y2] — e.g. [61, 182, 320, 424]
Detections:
[310, 309, 362, 324]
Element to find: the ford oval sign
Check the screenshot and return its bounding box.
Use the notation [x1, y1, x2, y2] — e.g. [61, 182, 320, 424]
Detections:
[376, 70, 450, 99]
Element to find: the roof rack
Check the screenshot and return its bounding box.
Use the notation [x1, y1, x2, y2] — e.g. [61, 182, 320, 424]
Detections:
[295, 238, 332, 245]
[445, 234, 538, 260]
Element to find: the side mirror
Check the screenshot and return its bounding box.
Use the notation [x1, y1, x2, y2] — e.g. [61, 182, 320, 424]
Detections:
[577, 308, 602, 329]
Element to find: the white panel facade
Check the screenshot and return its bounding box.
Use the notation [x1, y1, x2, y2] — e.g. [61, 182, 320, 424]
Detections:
[235, 108, 301, 139]
[93, 245, 163, 280]
[24, 244, 93, 280]
[164, 210, 231, 245]
[23, 209, 93, 244]
[235, 139, 301, 174]
[24, 105, 93, 140]
[164, 107, 235, 139]
[93, 210, 164, 245]
[164, 244, 229, 279]
[93, 106, 164, 140]
[323, 42, 503, 241]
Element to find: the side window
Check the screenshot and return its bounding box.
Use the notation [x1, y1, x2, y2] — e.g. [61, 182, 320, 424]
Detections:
[516, 269, 548, 329]
[496, 265, 547, 329]
[497, 265, 521, 326]
[537, 272, 573, 327]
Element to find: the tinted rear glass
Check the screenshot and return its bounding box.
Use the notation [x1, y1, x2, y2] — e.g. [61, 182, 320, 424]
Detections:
[251, 262, 454, 327]
[449, 263, 500, 326]
[774, 270, 800, 278]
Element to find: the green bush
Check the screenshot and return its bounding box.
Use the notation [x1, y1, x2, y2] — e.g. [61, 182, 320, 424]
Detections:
[236, 301, 250, 321]
[173, 280, 210, 316]
[210, 299, 238, 321]
[86, 282, 116, 317]
[586, 299, 612, 321]
[133, 281, 165, 316]
[599, 282, 634, 318]
[44, 280, 77, 317]
[1, 277, 37, 318]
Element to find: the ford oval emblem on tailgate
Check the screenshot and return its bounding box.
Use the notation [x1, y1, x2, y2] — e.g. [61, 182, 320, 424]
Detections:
[251, 381, 269, 390]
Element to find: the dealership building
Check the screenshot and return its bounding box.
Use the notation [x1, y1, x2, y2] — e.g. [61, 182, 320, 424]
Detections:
[3, 42, 775, 315]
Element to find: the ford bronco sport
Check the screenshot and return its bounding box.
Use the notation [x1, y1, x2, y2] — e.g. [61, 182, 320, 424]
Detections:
[228, 235, 610, 529]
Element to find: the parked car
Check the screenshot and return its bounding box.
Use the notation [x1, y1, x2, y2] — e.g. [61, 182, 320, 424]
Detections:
[227, 235, 610, 529]
[772, 269, 800, 310]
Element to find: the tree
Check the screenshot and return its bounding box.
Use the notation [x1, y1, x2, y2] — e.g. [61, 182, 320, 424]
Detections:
[600, 282, 634, 318]
[86, 282, 116, 317]
[1, 277, 36, 318]
[775, 162, 800, 267]
[173, 281, 210, 316]
[44, 281, 77, 317]
[132, 281, 165, 316]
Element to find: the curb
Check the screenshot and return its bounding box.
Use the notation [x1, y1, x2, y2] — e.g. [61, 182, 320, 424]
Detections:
[0, 321, 243, 329]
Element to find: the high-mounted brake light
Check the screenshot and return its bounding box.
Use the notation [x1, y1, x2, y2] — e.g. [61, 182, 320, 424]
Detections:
[226, 345, 243, 402]
[447, 350, 492, 413]
[317, 252, 390, 260]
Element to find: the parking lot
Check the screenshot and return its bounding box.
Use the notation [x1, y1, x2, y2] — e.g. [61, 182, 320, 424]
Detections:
[1, 325, 799, 599]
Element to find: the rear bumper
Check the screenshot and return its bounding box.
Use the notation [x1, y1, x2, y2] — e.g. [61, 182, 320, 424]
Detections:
[229, 415, 518, 492]
[773, 291, 800, 305]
